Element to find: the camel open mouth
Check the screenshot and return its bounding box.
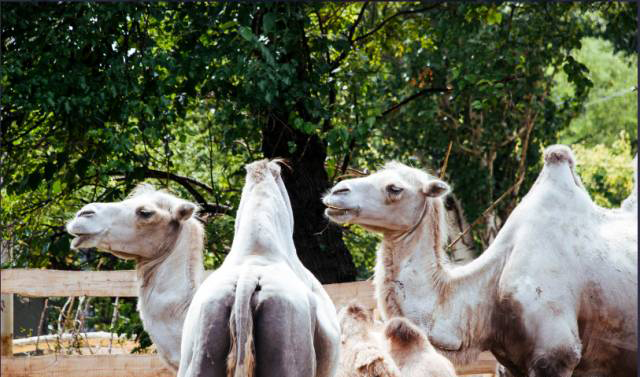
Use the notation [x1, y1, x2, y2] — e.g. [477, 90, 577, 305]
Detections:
[69, 233, 100, 249]
[325, 205, 352, 216]
[324, 204, 360, 223]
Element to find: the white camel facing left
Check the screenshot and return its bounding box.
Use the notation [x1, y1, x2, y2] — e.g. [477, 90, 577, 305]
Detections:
[178, 159, 340, 377]
[323, 145, 637, 377]
[66, 184, 204, 371]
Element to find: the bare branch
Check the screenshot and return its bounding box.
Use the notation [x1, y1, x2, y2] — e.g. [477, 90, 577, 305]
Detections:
[447, 173, 524, 251]
[380, 87, 452, 118]
[353, 4, 441, 44]
[115, 168, 230, 215]
[330, 2, 369, 70]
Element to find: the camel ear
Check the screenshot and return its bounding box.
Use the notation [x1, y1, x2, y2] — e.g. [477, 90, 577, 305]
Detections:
[422, 179, 450, 198]
[174, 202, 196, 222]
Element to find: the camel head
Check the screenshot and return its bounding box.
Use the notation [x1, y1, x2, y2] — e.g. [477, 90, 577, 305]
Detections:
[66, 184, 197, 260]
[323, 162, 450, 233]
[235, 158, 294, 236]
[539, 144, 586, 190]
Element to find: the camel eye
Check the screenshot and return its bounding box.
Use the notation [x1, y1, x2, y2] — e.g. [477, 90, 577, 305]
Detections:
[136, 208, 155, 219]
[386, 185, 403, 195]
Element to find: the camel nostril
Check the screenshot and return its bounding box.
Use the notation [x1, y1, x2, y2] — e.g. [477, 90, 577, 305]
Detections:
[78, 210, 95, 218]
[333, 187, 350, 195]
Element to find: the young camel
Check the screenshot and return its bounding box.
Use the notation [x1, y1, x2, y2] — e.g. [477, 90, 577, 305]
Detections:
[336, 303, 400, 377]
[385, 317, 457, 377]
[178, 159, 339, 377]
[66, 184, 204, 370]
[323, 145, 637, 377]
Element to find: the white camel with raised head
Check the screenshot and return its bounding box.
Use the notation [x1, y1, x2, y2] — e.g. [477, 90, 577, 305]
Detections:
[67, 184, 204, 370]
[323, 145, 637, 377]
[178, 159, 340, 377]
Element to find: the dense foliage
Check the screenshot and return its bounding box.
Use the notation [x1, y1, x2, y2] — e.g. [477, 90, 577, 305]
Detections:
[2, 2, 636, 347]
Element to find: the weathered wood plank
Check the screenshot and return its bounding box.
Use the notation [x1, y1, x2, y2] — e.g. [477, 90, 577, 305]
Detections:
[0, 269, 377, 309]
[1, 354, 173, 377]
[323, 280, 376, 310]
[1, 269, 139, 297]
[1, 353, 497, 376]
[1, 249, 13, 356]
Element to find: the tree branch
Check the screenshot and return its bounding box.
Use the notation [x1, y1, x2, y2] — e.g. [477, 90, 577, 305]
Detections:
[380, 87, 452, 118]
[330, 2, 369, 70]
[353, 4, 441, 44]
[130, 168, 230, 215]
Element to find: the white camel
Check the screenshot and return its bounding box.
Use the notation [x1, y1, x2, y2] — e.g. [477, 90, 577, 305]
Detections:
[323, 145, 637, 377]
[178, 159, 340, 377]
[66, 184, 204, 370]
[336, 303, 400, 377]
[384, 317, 457, 377]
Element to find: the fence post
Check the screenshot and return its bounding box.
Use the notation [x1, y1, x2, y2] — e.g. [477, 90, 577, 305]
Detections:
[1, 242, 13, 356]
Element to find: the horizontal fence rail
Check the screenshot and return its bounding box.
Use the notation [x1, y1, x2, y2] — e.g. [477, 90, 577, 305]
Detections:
[2, 352, 498, 376]
[1, 268, 498, 376]
[2, 354, 173, 377]
[0, 269, 376, 309]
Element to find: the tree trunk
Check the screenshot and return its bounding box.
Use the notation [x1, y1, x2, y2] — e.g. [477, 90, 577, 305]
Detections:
[261, 115, 357, 284]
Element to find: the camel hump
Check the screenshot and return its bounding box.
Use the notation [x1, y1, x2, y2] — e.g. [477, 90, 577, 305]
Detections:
[384, 317, 425, 347]
[543, 144, 576, 168]
[343, 302, 373, 323]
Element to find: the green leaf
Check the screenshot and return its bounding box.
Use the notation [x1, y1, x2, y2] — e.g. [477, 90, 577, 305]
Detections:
[263, 13, 276, 34]
[51, 180, 61, 194]
[366, 116, 376, 128]
[487, 8, 502, 25]
[220, 21, 237, 30]
[238, 26, 254, 42]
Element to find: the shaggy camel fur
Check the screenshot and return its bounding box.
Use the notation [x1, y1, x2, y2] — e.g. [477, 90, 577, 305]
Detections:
[66, 185, 204, 370]
[178, 159, 339, 377]
[336, 303, 400, 377]
[385, 317, 457, 377]
[323, 145, 637, 377]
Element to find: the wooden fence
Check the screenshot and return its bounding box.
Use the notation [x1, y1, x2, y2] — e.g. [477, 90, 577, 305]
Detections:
[0, 269, 497, 376]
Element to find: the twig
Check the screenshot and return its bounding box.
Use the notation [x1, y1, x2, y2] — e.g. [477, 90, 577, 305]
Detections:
[57, 297, 74, 335]
[109, 297, 120, 354]
[447, 174, 524, 250]
[330, 2, 369, 70]
[353, 4, 441, 44]
[439, 141, 453, 179]
[380, 87, 452, 118]
[34, 298, 48, 354]
[79, 297, 94, 355]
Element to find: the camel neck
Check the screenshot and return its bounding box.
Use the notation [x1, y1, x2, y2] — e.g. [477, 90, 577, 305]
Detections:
[135, 219, 204, 369]
[375, 200, 508, 361]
